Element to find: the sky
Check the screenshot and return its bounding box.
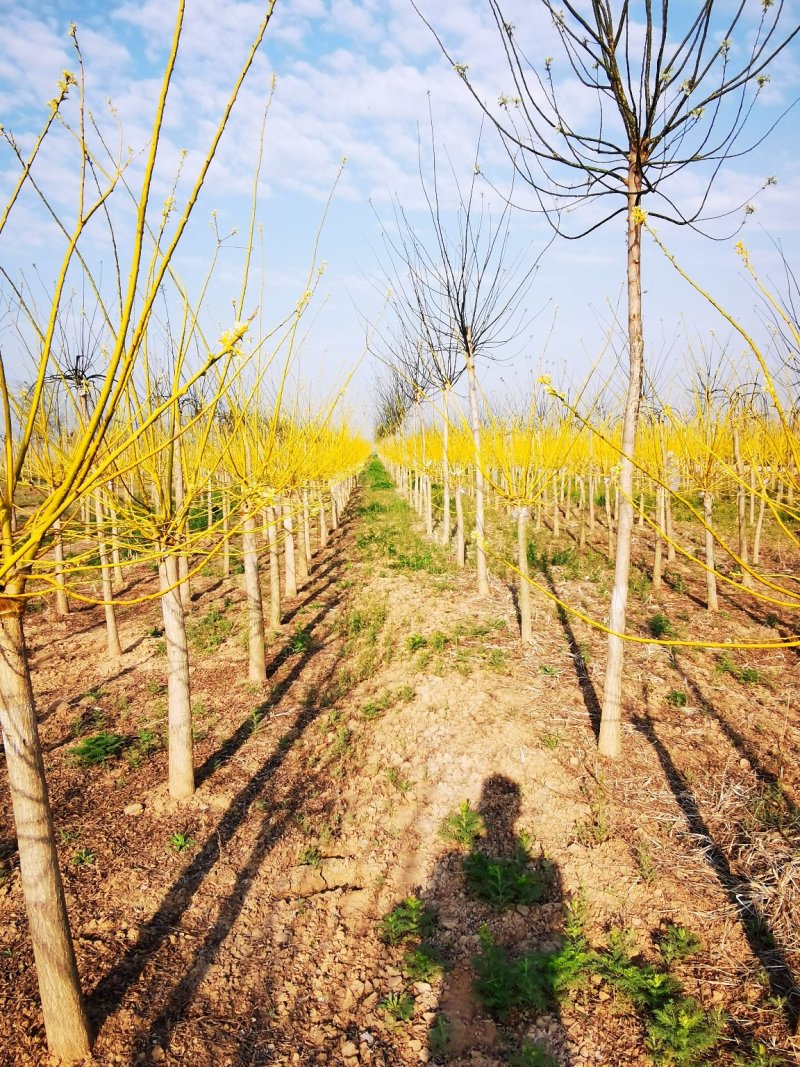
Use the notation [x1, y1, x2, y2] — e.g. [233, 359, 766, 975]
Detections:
[1, 0, 799, 434]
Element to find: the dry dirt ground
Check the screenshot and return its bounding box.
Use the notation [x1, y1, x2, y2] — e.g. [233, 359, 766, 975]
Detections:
[1, 463, 799, 1066]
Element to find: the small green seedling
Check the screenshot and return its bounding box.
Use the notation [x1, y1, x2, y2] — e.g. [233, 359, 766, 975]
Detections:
[658, 925, 702, 967]
[440, 801, 485, 848]
[169, 831, 195, 853]
[379, 896, 436, 945]
[380, 990, 415, 1022]
[68, 731, 126, 767]
[72, 847, 96, 867]
[298, 845, 322, 868]
[666, 690, 688, 708]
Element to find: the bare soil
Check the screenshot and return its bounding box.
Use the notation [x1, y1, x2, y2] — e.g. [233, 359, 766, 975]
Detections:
[1, 473, 799, 1066]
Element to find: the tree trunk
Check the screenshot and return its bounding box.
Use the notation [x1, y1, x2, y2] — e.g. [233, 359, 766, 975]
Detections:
[455, 487, 466, 567]
[318, 489, 328, 549]
[159, 554, 194, 800]
[53, 518, 69, 617]
[652, 485, 664, 590]
[283, 501, 298, 598]
[517, 506, 532, 643]
[465, 333, 489, 596]
[0, 608, 91, 1060]
[242, 509, 266, 683]
[441, 390, 451, 546]
[703, 491, 719, 612]
[109, 499, 124, 589]
[266, 504, 282, 630]
[302, 489, 312, 569]
[95, 489, 122, 658]
[598, 158, 645, 759]
[222, 496, 231, 578]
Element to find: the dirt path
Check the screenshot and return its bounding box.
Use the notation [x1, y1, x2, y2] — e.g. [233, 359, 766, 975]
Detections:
[1, 464, 799, 1066]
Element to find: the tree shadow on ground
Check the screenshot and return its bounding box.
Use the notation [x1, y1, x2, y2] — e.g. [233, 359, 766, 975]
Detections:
[420, 774, 571, 1065]
[87, 508, 358, 1050]
[541, 563, 601, 740]
[632, 711, 800, 1031]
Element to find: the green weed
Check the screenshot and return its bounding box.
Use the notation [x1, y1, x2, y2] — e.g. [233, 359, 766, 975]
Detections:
[464, 847, 551, 908]
[440, 801, 485, 848]
[509, 1039, 557, 1067]
[427, 1013, 453, 1058]
[666, 690, 688, 708]
[644, 996, 723, 1065]
[72, 847, 96, 867]
[298, 845, 322, 868]
[169, 831, 195, 853]
[379, 896, 436, 946]
[658, 925, 703, 967]
[287, 625, 313, 654]
[649, 613, 675, 639]
[68, 731, 126, 767]
[187, 607, 234, 653]
[380, 990, 415, 1022]
[403, 943, 446, 981]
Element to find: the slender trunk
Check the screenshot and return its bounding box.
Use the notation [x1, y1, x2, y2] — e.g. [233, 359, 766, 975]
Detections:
[283, 500, 297, 598]
[109, 499, 124, 589]
[652, 485, 664, 591]
[53, 518, 69, 617]
[178, 551, 191, 610]
[222, 495, 231, 579]
[455, 487, 466, 567]
[598, 159, 645, 759]
[318, 489, 328, 549]
[441, 390, 451, 546]
[752, 491, 766, 566]
[0, 609, 91, 1060]
[95, 489, 122, 657]
[302, 489, 312, 568]
[703, 491, 719, 612]
[466, 334, 489, 597]
[242, 510, 266, 683]
[172, 437, 191, 609]
[266, 504, 282, 630]
[588, 474, 595, 532]
[294, 495, 309, 586]
[749, 465, 756, 525]
[604, 477, 614, 561]
[207, 486, 214, 533]
[638, 488, 645, 528]
[733, 430, 752, 588]
[517, 506, 532, 644]
[665, 489, 676, 563]
[424, 476, 433, 538]
[551, 478, 560, 539]
[330, 483, 339, 531]
[159, 554, 194, 799]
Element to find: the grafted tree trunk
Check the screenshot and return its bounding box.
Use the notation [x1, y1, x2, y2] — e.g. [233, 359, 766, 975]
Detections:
[0, 608, 91, 1061]
[652, 485, 664, 590]
[599, 160, 645, 759]
[159, 554, 194, 799]
[242, 509, 266, 683]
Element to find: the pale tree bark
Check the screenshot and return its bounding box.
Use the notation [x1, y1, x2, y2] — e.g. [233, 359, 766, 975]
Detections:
[465, 329, 489, 596]
[53, 518, 69, 617]
[598, 162, 645, 759]
[652, 485, 664, 590]
[242, 508, 266, 683]
[222, 494, 231, 579]
[703, 491, 719, 612]
[94, 489, 122, 658]
[266, 504, 282, 630]
[0, 608, 91, 1060]
[440, 388, 451, 546]
[455, 486, 466, 567]
[318, 489, 329, 548]
[159, 554, 194, 799]
[282, 500, 298, 598]
[517, 506, 532, 643]
[302, 489, 312, 569]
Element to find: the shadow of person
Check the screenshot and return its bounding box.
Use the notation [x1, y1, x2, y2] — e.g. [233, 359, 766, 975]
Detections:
[422, 773, 571, 1065]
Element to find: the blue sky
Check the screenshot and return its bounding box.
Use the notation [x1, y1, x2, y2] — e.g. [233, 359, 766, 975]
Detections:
[2, 0, 799, 431]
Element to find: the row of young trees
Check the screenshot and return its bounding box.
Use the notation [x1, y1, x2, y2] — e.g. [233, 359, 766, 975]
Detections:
[0, 3, 368, 1059]
[374, 0, 798, 762]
